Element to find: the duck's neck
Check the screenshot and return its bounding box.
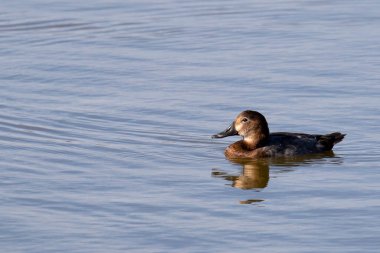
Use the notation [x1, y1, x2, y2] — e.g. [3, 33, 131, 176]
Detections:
[243, 127, 269, 150]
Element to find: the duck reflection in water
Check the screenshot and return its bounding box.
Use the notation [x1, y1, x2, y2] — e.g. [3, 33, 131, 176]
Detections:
[212, 151, 339, 191]
[213, 159, 270, 190]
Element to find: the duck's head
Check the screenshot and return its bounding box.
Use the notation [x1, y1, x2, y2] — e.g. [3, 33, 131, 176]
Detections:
[212, 110, 269, 140]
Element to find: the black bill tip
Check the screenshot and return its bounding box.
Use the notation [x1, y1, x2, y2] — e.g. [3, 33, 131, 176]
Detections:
[211, 122, 238, 139]
[212, 133, 225, 139]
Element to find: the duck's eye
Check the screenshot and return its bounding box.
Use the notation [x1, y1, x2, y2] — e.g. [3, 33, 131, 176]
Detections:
[241, 118, 248, 123]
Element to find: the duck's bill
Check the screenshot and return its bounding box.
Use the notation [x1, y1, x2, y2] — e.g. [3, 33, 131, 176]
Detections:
[212, 122, 238, 138]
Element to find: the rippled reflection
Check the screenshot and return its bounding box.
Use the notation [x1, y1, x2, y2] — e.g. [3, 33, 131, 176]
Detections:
[212, 151, 341, 192]
[212, 159, 270, 190]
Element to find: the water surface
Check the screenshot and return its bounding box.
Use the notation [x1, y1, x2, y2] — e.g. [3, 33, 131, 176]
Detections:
[1, 0, 380, 252]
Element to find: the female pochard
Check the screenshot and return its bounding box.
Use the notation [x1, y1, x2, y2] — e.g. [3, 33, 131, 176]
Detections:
[212, 110, 345, 159]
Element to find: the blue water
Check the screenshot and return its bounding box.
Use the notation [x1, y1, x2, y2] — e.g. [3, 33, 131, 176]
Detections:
[1, 0, 380, 252]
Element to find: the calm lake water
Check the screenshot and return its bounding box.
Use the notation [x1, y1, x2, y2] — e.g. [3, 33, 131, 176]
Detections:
[1, 0, 380, 252]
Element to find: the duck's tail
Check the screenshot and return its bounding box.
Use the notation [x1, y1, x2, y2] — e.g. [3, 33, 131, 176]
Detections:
[317, 132, 346, 151]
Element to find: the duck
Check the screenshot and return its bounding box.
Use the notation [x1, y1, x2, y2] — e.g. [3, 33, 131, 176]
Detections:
[212, 110, 345, 159]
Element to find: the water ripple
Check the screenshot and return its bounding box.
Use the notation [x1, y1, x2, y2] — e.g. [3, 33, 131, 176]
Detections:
[1, 0, 380, 252]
